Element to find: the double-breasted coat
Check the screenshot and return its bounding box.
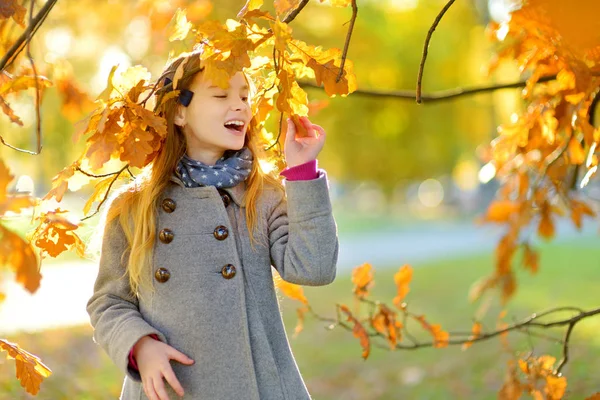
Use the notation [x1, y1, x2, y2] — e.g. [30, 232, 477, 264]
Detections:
[86, 171, 339, 400]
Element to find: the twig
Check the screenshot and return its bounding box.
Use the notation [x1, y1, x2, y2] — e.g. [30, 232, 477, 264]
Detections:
[0, 0, 58, 72]
[27, 0, 42, 155]
[265, 112, 284, 152]
[336, 0, 358, 83]
[299, 75, 558, 102]
[81, 165, 129, 221]
[555, 322, 575, 374]
[283, 0, 310, 24]
[416, 0, 457, 104]
[76, 166, 122, 179]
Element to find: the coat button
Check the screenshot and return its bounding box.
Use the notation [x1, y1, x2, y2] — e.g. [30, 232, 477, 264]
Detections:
[221, 264, 236, 279]
[155, 267, 171, 283]
[159, 228, 174, 244]
[162, 198, 176, 213]
[213, 226, 229, 241]
[221, 193, 231, 207]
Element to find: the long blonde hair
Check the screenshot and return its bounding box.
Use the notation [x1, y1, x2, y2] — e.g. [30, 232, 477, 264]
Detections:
[106, 51, 283, 295]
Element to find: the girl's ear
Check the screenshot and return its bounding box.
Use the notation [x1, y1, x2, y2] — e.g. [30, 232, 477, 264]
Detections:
[174, 104, 187, 127]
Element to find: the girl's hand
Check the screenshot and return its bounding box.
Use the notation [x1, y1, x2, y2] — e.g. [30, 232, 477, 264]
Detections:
[133, 336, 195, 400]
[284, 116, 326, 168]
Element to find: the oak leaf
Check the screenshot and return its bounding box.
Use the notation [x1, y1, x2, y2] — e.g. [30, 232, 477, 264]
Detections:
[339, 304, 370, 359]
[168, 8, 192, 42]
[0, 0, 27, 26]
[274, 0, 299, 16]
[414, 315, 449, 348]
[275, 275, 308, 305]
[0, 225, 40, 293]
[0, 339, 52, 395]
[351, 262, 373, 298]
[0, 96, 23, 126]
[30, 209, 85, 258]
[462, 321, 482, 350]
[392, 264, 412, 308]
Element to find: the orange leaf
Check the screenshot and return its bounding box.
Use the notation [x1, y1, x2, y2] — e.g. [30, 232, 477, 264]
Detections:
[392, 264, 412, 308]
[0, 0, 26, 26]
[0, 339, 52, 395]
[545, 375, 567, 400]
[462, 321, 482, 350]
[0, 96, 23, 126]
[351, 262, 373, 298]
[370, 304, 401, 349]
[585, 393, 600, 400]
[293, 306, 309, 338]
[485, 200, 520, 223]
[414, 315, 449, 348]
[308, 58, 356, 97]
[120, 125, 155, 168]
[339, 304, 370, 359]
[0, 157, 14, 203]
[30, 209, 85, 258]
[522, 244, 539, 274]
[274, 0, 299, 16]
[568, 137, 585, 165]
[570, 199, 596, 230]
[275, 275, 308, 305]
[0, 225, 40, 293]
[538, 202, 555, 239]
[43, 163, 78, 202]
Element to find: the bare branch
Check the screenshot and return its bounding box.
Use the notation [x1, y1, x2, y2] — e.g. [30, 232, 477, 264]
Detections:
[80, 165, 129, 221]
[27, 0, 42, 155]
[336, 0, 358, 83]
[555, 322, 575, 375]
[299, 75, 560, 102]
[416, 0, 457, 104]
[283, 0, 310, 24]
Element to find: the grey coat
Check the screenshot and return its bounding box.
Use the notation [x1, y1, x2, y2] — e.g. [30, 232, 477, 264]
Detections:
[86, 172, 339, 400]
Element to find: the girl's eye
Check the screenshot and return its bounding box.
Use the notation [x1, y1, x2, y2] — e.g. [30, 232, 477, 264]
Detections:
[242, 97, 249, 102]
[215, 95, 227, 98]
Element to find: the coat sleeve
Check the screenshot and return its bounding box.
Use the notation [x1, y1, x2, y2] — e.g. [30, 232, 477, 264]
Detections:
[268, 171, 339, 286]
[86, 214, 165, 382]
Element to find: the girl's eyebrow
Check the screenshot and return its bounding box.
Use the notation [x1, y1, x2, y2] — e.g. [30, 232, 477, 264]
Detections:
[208, 85, 250, 91]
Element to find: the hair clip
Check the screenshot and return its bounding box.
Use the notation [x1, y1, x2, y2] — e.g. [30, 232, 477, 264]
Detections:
[163, 77, 194, 107]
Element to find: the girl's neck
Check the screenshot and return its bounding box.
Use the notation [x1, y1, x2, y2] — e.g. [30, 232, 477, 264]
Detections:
[185, 149, 224, 165]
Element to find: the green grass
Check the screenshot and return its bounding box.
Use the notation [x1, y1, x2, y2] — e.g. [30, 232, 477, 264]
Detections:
[0, 241, 599, 399]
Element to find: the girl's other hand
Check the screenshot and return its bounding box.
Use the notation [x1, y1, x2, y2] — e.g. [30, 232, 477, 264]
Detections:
[284, 116, 326, 168]
[133, 336, 195, 400]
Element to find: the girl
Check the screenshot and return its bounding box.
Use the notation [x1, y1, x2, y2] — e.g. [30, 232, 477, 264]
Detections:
[86, 48, 339, 400]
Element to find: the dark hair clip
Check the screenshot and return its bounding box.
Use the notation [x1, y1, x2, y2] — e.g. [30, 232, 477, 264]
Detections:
[163, 77, 194, 107]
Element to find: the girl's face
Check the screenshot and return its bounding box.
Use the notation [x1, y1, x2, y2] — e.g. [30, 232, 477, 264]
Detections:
[174, 71, 252, 165]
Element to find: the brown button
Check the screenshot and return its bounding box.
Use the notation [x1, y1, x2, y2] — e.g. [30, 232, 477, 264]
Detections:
[213, 226, 229, 241]
[162, 198, 176, 213]
[155, 267, 170, 283]
[159, 229, 174, 244]
[221, 264, 236, 279]
[221, 193, 231, 207]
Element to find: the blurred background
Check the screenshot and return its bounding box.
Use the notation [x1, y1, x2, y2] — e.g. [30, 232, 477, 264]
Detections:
[0, 0, 599, 398]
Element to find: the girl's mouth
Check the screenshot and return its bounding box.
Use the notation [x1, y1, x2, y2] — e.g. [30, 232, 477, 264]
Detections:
[224, 122, 245, 133]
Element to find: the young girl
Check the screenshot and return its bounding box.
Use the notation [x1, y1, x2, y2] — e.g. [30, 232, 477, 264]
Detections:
[86, 48, 339, 400]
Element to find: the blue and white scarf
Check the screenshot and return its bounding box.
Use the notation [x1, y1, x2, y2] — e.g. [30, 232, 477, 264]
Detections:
[175, 147, 253, 188]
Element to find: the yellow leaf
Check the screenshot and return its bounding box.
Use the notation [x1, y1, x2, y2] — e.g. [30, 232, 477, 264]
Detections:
[0, 74, 52, 96]
[330, 0, 352, 6]
[0, 339, 52, 395]
[351, 262, 373, 298]
[44, 163, 79, 203]
[0, 225, 40, 293]
[168, 8, 192, 42]
[237, 0, 264, 19]
[275, 275, 308, 305]
[392, 264, 412, 308]
[273, 19, 292, 53]
[545, 375, 567, 400]
[274, 0, 299, 16]
[97, 65, 119, 101]
[83, 176, 118, 216]
[522, 243, 539, 274]
[568, 137, 585, 165]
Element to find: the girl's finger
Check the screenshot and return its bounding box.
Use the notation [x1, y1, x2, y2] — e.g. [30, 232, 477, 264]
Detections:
[163, 367, 185, 397]
[153, 376, 170, 400]
[285, 118, 296, 145]
[168, 348, 194, 365]
[312, 124, 326, 137]
[144, 378, 160, 400]
[300, 116, 317, 138]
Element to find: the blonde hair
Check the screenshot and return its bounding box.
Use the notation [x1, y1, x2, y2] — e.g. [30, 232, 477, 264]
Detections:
[106, 50, 283, 296]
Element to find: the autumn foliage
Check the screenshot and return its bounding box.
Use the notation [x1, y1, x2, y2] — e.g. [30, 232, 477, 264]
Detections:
[0, 0, 599, 398]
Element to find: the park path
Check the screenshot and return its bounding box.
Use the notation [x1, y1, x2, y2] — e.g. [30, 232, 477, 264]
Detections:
[0, 219, 596, 335]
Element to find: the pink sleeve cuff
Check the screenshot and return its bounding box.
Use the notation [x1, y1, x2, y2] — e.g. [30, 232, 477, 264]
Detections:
[128, 334, 160, 371]
[280, 160, 318, 181]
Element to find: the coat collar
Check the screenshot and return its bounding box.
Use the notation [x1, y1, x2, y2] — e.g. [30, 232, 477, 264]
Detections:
[169, 175, 246, 207]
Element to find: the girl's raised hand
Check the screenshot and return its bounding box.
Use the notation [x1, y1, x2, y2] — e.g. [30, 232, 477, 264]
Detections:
[133, 336, 195, 400]
[284, 116, 326, 168]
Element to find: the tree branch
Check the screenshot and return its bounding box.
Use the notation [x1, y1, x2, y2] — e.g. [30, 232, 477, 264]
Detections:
[416, 0, 457, 104]
[0, 0, 58, 72]
[27, 0, 42, 155]
[283, 0, 310, 24]
[336, 0, 358, 83]
[80, 165, 129, 221]
[299, 75, 560, 102]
